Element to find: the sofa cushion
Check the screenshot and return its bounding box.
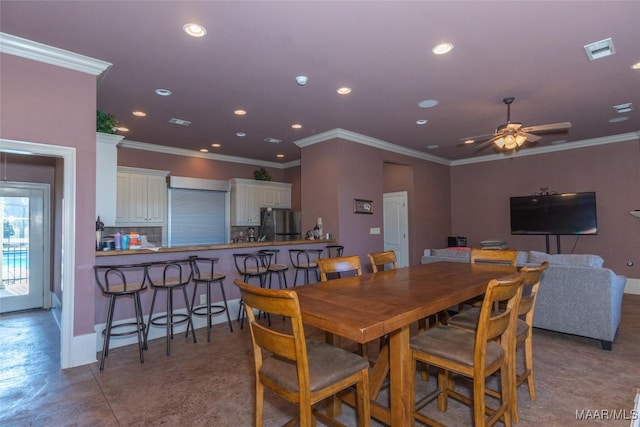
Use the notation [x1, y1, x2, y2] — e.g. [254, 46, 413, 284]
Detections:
[527, 250, 604, 268]
[431, 247, 471, 260]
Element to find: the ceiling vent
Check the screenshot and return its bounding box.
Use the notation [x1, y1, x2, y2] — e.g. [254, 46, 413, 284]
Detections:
[168, 118, 191, 126]
[613, 103, 633, 114]
[584, 38, 615, 61]
[264, 137, 282, 144]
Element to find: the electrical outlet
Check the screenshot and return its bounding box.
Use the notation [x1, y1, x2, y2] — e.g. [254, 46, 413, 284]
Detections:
[199, 294, 206, 305]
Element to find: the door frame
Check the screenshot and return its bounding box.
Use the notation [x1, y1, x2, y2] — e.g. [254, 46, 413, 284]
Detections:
[1, 138, 77, 369]
[383, 191, 409, 267]
[0, 181, 51, 312]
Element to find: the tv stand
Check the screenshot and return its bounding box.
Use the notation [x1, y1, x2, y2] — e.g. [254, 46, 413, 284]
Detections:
[545, 235, 562, 254]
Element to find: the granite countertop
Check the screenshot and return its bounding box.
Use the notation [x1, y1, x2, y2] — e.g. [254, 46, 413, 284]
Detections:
[95, 239, 336, 257]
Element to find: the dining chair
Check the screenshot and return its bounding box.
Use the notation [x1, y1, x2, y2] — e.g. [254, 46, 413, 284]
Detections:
[234, 279, 371, 427]
[367, 250, 397, 273]
[317, 254, 362, 281]
[409, 273, 524, 427]
[144, 259, 197, 356]
[188, 256, 233, 343]
[94, 262, 150, 371]
[288, 248, 323, 286]
[447, 261, 549, 422]
[461, 248, 519, 311]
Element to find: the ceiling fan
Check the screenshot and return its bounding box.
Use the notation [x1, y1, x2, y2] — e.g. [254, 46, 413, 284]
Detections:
[461, 97, 571, 152]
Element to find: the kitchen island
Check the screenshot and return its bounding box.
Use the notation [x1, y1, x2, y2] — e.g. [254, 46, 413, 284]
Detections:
[93, 239, 337, 351]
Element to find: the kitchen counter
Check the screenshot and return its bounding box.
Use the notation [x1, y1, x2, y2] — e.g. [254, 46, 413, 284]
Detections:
[95, 239, 336, 256]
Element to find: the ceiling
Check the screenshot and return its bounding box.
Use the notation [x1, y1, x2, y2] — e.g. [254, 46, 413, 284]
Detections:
[2, 1, 639, 164]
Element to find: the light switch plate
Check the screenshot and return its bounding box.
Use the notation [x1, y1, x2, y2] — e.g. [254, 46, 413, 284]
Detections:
[370, 227, 381, 235]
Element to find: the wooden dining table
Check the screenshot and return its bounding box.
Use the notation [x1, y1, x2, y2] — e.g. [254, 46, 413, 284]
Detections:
[294, 261, 517, 427]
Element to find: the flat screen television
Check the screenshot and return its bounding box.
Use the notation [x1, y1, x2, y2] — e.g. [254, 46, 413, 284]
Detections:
[510, 192, 598, 235]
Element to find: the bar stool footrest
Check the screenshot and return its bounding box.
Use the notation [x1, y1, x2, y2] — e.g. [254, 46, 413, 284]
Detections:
[192, 305, 227, 317]
[149, 313, 190, 327]
[102, 321, 146, 338]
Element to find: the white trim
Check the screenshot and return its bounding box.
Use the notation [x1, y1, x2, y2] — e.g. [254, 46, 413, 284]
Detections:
[119, 139, 300, 169]
[96, 132, 124, 147]
[294, 128, 450, 166]
[117, 166, 170, 177]
[0, 32, 111, 77]
[450, 131, 640, 166]
[70, 332, 98, 368]
[624, 278, 640, 295]
[0, 138, 80, 369]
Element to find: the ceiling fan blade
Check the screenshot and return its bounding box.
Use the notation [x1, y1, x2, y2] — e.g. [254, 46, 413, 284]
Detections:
[521, 132, 542, 142]
[521, 122, 572, 134]
[458, 133, 495, 146]
[473, 137, 499, 153]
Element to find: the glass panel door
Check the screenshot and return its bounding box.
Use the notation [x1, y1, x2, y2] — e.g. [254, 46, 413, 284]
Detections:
[0, 183, 48, 313]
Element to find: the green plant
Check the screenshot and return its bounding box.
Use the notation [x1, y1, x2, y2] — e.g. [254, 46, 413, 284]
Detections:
[96, 110, 118, 134]
[253, 168, 272, 181]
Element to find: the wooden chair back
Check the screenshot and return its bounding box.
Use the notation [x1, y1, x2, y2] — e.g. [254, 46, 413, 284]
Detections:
[470, 248, 518, 266]
[367, 250, 398, 273]
[317, 255, 362, 281]
[517, 261, 549, 318]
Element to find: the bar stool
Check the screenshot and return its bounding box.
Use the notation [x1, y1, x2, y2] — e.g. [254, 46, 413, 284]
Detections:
[144, 259, 196, 356]
[289, 249, 323, 286]
[233, 252, 272, 329]
[94, 263, 149, 371]
[325, 245, 344, 258]
[259, 249, 289, 290]
[188, 256, 233, 343]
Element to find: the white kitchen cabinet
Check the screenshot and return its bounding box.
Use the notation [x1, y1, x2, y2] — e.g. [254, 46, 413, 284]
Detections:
[95, 132, 123, 226]
[116, 167, 169, 226]
[230, 178, 292, 226]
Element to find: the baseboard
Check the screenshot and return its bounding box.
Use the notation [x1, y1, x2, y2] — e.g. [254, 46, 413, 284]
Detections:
[94, 298, 242, 351]
[624, 278, 640, 295]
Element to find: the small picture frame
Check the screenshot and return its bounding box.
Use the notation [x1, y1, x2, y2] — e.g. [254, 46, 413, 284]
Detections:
[353, 199, 374, 214]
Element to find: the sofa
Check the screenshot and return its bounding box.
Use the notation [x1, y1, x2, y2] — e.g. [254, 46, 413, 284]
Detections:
[421, 248, 627, 350]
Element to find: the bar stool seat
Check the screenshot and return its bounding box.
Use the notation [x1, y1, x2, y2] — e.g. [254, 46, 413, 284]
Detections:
[289, 248, 323, 286]
[144, 259, 196, 356]
[94, 263, 150, 371]
[189, 256, 233, 343]
[259, 249, 289, 290]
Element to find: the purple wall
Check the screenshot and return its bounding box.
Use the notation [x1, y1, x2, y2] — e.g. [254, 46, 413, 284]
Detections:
[1, 53, 98, 336]
[451, 141, 640, 275]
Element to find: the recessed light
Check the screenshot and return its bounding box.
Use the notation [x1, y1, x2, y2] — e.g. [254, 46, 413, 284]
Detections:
[276, 154, 285, 158]
[418, 99, 439, 108]
[234, 109, 247, 116]
[291, 124, 302, 129]
[337, 87, 352, 95]
[432, 43, 453, 55]
[199, 148, 209, 153]
[632, 62, 640, 70]
[236, 132, 246, 137]
[295, 76, 308, 86]
[116, 127, 129, 132]
[609, 116, 629, 123]
[426, 144, 439, 149]
[132, 111, 146, 117]
[211, 143, 221, 148]
[155, 89, 172, 96]
[183, 23, 207, 38]
[416, 119, 428, 125]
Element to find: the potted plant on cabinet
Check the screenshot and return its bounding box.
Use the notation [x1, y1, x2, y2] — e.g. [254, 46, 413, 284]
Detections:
[96, 110, 118, 134]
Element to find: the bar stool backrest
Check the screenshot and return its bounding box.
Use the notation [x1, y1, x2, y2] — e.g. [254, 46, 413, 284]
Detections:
[289, 249, 323, 268]
[147, 259, 193, 287]
[189, 256, 220, 280]
[234, 252, 272, 276]
[94, 263, 149, 294]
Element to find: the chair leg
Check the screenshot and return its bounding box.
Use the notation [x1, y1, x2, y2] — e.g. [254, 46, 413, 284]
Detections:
[100, 294, 117, 371]
[133, 292, 145, 363]
[144, 288, 158, 349]
[524, 334, 535, 399]
[188, 281, 199, 339]
[219, 280, 234, 333]
[255, 378, 264, 427]
[182, 286, 196, 344]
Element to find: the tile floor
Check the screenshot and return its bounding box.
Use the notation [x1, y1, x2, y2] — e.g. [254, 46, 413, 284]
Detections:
[1, 294, 639, 426]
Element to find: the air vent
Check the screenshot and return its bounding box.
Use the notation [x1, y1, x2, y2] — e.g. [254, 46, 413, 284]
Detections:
[584, 38, 615, 61]
[264, 138, 282, 144]
[613, 103, 633, 114]
[168, 118, 191, 126]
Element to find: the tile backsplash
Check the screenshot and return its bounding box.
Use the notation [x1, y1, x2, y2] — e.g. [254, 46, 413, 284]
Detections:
[103, 226, 162, 246]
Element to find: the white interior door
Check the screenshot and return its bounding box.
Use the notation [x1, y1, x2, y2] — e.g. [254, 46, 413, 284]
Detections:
[0, 182, 50, 313]
[383, 191, 409, 267]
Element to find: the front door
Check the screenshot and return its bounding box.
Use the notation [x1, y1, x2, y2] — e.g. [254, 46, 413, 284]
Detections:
[0, 182, 50, 313]
[383, 191, 409, 267]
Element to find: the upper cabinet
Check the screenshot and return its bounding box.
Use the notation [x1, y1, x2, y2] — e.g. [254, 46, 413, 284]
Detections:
[116, 167, 169, 226]
[230, 178, 292, 226]
[95, 132, 124, 226]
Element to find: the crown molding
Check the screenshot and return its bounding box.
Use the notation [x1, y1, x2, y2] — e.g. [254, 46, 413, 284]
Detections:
[118, 139, 300, 169]
[0, 32, 111, 76]
[450, 131, 640, 166]
[96, 132, 124, 146]
[294, 128, 451, 166]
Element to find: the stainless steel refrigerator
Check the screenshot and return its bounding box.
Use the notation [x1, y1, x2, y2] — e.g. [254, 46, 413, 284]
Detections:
[259, 208, 301, 241]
